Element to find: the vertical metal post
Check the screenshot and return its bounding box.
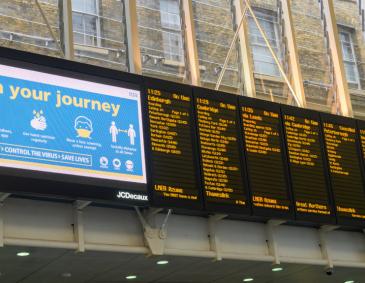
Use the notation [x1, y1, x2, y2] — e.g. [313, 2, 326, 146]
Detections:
[62, 0, 74, 60]
[125, 0, 142, 74]
[281, 0, 306, 108]
[233, 0, 256, 97]
[181, 0, 201, 86]
[322, 0, 353, 117]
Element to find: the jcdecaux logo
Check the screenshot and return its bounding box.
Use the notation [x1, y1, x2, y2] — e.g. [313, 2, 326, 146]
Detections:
[116, 191, 148, 201]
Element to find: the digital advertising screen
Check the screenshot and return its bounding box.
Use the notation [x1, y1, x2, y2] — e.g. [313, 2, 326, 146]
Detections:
[322, 114, 365, 225]
[240, 98, 293, 218]
[194, 88, 249, 214]
[0, 56, 147, 203]
[144, 79, 202, 209]
[281, 106, 334, 223]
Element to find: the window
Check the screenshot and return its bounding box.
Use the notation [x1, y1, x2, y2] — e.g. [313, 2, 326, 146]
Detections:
[248, 9, 281, 77]
[338, 27, 360, 86]
[72, 0, 100, 46]
[136, 0, 186, 81]
[160, 0, 183, 62]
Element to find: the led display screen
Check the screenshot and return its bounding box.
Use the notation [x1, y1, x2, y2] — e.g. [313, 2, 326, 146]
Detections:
[194, 89, 249, 214]
[322, 114, 365, 224]
[145, 79, 201, 209]
[239, 98, 293, 218]
[281, 106, 334, 223]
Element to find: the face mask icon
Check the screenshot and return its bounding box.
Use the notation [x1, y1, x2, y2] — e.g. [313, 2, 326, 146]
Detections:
[74, 116, 93, 139]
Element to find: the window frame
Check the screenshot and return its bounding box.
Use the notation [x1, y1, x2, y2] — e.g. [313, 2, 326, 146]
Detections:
[72, 0, 102, 47]
[159, 0, 184, 63]
[248, 8, 282, 78]
[338, 26, 361, 88]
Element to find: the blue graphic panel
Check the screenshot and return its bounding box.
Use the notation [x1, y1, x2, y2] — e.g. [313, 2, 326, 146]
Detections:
[0, 71, 145, 183]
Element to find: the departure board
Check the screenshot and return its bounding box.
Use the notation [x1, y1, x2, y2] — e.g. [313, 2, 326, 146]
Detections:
[144, 79, 201, 209]
[194, 89, 249, 214]
[322, 114, 365, 224]
[240, 98, 292, 218]
[281, 107, 334, 223]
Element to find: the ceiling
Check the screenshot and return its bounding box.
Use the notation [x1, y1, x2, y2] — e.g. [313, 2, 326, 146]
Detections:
[0, 246, 363, 283]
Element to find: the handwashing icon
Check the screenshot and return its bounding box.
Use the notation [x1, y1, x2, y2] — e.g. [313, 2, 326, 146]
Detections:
[74, 116, 93, 139]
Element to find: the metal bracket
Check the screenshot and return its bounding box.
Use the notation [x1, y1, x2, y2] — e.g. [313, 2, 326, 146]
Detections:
[0, 193, 10, 247]
[73, 200, 91, 253]
[208, 214, 227, 261]
[135, 207, 172, 256]
[266, 219, 286, 265]
[318, 225, 339, 269]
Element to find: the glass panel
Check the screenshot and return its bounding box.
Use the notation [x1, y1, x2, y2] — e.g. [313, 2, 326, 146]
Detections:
[192, 0, 242, 93]
[338, 28, 359, 86]
[72, 0, 128, 71]
[0, 0, 61, 57]
[248, 8, 281, 77]
[137, 0, 187, 82]
[72, 0, 84, 12]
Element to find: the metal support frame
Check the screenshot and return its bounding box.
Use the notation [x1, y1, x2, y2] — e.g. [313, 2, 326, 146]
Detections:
[135, 207, 172, 256]
[215, 3, 248, 91]
[281, 0, 307, 108]
[34, 0, 64, 57]
[73, 200, 91, 253]
[322, 0, 353, 117]
[181, 0, 201, 86]
[125, 0, 142, 74]
[61, 0, 74, 60]
[266, 219, 286, 265]
[208, 214, 227, 261]
[318, 225, 339, 269]
[233, 0, 256, 97]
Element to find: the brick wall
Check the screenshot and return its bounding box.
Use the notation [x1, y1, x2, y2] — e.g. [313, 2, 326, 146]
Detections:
[0, 0, 61, 57]
[334, 0, 365, 119]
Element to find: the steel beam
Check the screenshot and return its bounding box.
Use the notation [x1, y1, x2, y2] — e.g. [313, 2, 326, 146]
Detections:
[181, 0, 201, 86]
[61, 0, 74, 60]
[281, 0, 307, 108]
[322, 0, 353, 117]
[125, 0, 142, 74]
[233, 0, 256, 97]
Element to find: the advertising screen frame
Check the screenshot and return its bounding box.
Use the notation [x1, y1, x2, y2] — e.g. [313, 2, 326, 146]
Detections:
[0, 47, 149, 205]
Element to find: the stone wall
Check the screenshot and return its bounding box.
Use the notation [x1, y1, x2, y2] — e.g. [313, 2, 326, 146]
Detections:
[290, 0, 333, 112]
[0, 0, 61, 57]
[334, 0, 365, 119]
[192, 0, 241, 93]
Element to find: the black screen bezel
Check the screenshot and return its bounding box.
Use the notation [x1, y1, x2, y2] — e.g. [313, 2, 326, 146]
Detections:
[0, 47, 148, 205]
